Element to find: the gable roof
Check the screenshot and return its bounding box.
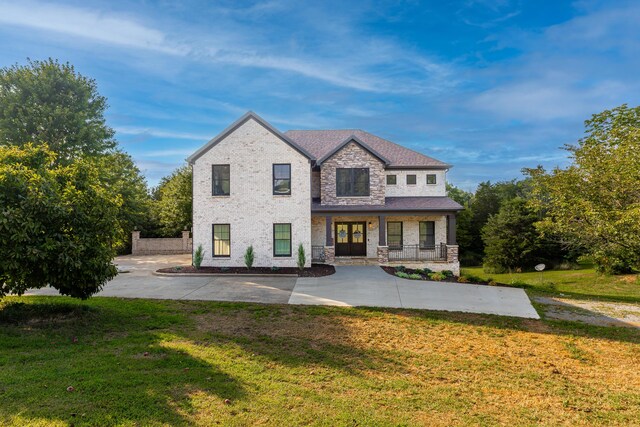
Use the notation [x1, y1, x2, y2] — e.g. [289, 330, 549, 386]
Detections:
[316, 135, 390, 166]
[187, 111, 314, 164]
[285, 129, 450, 169]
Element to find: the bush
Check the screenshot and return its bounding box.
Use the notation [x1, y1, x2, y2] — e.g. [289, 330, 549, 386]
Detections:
[421, 267, 433, 274]
[271, 266, 280, 271]
[457, 276, 470, 283]
[429, 272, 445, 281]
[414, 268, 424, 274]
[408, 273, 422, 280]
[441, 270, 454, 278]
[488, 280, 498, 286]
[463, 274, 484, 283]
[394, 265, 406, 272]
[395, 271, 409, 278]
[220, 267, 229, 272]
[244, 245, 254, 269]
[193, 244, 204, 269]
[297, 244, 306, 271]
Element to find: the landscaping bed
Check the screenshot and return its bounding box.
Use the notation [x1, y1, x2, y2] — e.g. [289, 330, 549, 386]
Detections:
[157, 263, 335, 277]
[381, 266, 498, 285]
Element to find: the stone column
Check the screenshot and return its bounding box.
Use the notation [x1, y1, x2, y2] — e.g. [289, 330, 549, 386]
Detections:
[324, 246, 335, 264]
[182, 230, 191, 253]
[131, 230, 141, 255]
[377, 246, 389, 263]
[446, 245, 460, 275]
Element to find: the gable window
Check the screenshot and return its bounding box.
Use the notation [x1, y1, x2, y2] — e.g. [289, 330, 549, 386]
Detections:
[212, 224, 230, 257]
[419, 221, 436, 248]
[386, 174, 397, 185]
[273, 164, 291, 195]
[387, 222, 403, 248]
[212, 165, 230, 196]
[336, 168, 369, 197]
[426, 174, 437, 185]
[273, 223, 292, 257]
[406, 174, 417, 185]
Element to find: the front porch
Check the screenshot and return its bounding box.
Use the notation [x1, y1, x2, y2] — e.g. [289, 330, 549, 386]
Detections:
[310, 212, 460, 274]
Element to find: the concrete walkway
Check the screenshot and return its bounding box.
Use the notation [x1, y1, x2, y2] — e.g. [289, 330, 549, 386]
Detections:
[289, 266, 540, 319]
[26, 255, 539, 319]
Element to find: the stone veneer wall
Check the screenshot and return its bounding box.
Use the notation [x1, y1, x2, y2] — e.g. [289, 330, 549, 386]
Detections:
[320, 142, 385, 206]
[132, 231, 192, 255]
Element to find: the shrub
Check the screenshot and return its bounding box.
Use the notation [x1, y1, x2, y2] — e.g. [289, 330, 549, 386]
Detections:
[297, 244, 306, 271]
[244, 245, 255, 269]
[394, 265, 406, 272]
[173, 266, 183, 272]
[220, 267, 229, 272]
[409, 273, 422, 280]
[463, 274, 484, 283]
[395, 271, 409, 278]
[193, 244, 204, 269]
[414, 268, 424, 274]
[429, 272, 445, 281]
[457, 276, 470, 283]
[488, 280, 498, 286]
[441, 270, 454, 278]
[271, 266, 280, 271]
[422, 267, 433, 274]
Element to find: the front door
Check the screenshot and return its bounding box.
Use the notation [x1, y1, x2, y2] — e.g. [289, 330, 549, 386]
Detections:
[335, 222, 367, 256]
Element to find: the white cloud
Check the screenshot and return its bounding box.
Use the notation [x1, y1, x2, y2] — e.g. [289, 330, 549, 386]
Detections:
[0, 1, 185, 54]
[115, 126, 209, 141]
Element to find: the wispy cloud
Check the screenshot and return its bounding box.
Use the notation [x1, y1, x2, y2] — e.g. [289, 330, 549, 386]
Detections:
[0, 1, 185, 54]
[115, 126, 209, 141]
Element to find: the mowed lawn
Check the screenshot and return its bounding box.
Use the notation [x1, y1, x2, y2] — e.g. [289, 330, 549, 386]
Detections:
[461, 265, 640, 302]
[1, 296, 639, 426]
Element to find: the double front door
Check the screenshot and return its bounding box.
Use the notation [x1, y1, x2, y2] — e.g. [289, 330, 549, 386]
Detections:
[335, 222, 367, 256]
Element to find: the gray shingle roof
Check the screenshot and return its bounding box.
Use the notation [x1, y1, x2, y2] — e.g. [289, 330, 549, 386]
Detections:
[285, 129, 450, 169]
[311, 197, 463, 213]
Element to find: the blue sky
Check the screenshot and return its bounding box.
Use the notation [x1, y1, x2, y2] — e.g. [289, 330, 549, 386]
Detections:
[1, 0, 639, 190]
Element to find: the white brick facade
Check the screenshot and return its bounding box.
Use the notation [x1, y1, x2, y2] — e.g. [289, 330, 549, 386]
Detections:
[192, 118, 311, 267]
[385, 170, 447, 197]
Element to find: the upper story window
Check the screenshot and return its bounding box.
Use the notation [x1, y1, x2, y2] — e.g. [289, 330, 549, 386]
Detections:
[336, 168, 369, 197]
[212, 165, 230, 196]
[273, 164, 291, 195]
[386, 175, 397, 185]
[407, 174, 417, 185]
[426, 174, 437, 185]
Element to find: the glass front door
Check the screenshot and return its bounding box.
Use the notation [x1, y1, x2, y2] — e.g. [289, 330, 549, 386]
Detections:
[335, 222, 367, 256]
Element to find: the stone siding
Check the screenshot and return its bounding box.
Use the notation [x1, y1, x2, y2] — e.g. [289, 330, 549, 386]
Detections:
[320, 142, 385, 206]
[131, 231, 192, 255]
[311, 170, 321, 198]
[192, 118, 311, 268]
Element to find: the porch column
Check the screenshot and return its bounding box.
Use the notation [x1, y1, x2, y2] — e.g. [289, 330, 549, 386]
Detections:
[447, 214, 457, 245]
[378, 215, 386, 246]
[325, 215, 333, 246]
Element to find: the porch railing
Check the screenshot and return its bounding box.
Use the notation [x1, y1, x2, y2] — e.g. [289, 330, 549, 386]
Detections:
[311, 245, 325, 263]
[388, 243, 447, 262]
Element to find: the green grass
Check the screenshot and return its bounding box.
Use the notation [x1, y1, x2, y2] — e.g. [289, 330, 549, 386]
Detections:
[461, 264, 640, 302]
[1, 296, 639, 426]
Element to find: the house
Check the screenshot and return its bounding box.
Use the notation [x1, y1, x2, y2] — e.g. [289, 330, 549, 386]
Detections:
[187, 112, 463, 274]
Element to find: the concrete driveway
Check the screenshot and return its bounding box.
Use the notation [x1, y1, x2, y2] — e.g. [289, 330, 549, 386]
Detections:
[289, 266, 540, 319]
[26, 255, 539, 319]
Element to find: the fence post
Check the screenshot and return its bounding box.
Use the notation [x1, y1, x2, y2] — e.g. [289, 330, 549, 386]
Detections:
[182, 230, 191, 253]
[131, 230, 141, 255]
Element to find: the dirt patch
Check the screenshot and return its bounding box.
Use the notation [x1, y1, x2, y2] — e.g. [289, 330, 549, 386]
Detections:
[157, 263, 335, 277]
[535, 297, 640, 328]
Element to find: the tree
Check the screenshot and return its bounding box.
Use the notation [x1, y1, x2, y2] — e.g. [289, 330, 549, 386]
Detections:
[526, 105, 640, 274]
[0, 58, 115, 162]
[152, 165, 192, 237]
[481, 198, 563, 273]
[446, 183, 474, 263]
[0, 145, 120, 299]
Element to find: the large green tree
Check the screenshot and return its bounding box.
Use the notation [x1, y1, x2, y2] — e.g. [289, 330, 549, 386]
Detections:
[152, 165, 192, 237]
[526, 105, 640, 274]
[0, 145, 120, 299]
[0, 58, 115, 161]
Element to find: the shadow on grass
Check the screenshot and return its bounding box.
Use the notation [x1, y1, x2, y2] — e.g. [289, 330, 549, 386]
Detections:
[0, 297, 246, 427]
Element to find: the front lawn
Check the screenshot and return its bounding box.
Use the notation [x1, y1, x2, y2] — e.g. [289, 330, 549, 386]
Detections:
[1, 296, 639, 426]
[462, 265, 640, 302]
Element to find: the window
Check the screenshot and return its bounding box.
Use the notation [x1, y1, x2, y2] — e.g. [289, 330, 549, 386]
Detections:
[212, 165, 230, 196]
[419, 221, 435, 248]
[273, 223, 292, 257]
[426, 174, 437, 185]
[336, 168, 369, 197]
[387, 222, 403, 248]
[212, 224, 230, 257]
[406, 174, 417, 185]
[386, 174, 397, 185]
[273, 164, 291, 195]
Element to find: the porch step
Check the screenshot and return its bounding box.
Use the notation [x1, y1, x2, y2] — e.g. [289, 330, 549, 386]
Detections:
[333, 257, 379, 266]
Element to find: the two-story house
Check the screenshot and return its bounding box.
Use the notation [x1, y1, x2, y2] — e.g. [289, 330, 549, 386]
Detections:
[187, 112, 463, 273]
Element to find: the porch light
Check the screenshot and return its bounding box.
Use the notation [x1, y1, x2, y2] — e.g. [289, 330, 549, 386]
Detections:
[368, 221, 373, 230]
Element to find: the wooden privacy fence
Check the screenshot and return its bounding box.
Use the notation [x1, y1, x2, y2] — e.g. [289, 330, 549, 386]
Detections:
[131, 230, 192, 255]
